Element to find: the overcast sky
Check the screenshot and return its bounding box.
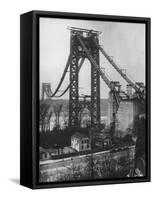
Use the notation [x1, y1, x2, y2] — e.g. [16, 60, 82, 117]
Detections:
[40, 17, 145, 99]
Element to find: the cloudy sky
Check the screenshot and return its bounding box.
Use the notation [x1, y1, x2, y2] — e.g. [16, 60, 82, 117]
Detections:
[40, 17, 145, 99]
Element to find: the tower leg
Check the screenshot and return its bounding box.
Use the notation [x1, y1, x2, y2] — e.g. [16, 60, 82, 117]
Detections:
[91, 49, 100, 127]
[69, 47, 79, 127]
[69, 31, 101, 128]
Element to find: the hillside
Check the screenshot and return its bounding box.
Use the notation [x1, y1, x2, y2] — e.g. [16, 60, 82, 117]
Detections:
[40, 98, 108, 116]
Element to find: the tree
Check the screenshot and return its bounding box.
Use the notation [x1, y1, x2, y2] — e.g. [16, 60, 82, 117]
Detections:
[40, 103, 52, 132]
[133, 116, 146, 176]
[40, 103, 49, 121]
[122, 134, 133, 145]
[53, 104, 63, 129]
[62, 104, 69, 128]
[56, 162, 86, 181]
[79, 107, 91, 128]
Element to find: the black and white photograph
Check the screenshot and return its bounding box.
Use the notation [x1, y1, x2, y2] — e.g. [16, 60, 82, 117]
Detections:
[0, 0, 153, 197]
[39, 17, 147, 183]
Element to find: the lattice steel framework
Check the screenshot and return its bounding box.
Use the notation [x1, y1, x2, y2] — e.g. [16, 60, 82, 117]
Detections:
[69, 30, 100, 127]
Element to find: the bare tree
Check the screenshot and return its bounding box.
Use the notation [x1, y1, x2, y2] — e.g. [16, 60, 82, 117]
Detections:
[53, 104, 63, 129]
[61, 103, 69, 128]
[79, 108, 91, 128]
[40, 103, 52, 132]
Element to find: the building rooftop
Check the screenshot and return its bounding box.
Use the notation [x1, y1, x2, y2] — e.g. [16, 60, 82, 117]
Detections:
[72, 132, 88, 140]
[39, 147, 48, 153]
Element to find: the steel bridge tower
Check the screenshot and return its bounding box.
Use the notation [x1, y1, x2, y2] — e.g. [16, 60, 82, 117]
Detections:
[41, 83, 52, 100]
[69, 28, 100, 128]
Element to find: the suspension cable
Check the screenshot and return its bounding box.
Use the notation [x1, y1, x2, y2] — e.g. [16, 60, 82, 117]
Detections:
[54, 57, 85, 97]
[96, 42, 140, 92]
[47, 54, 71, 97]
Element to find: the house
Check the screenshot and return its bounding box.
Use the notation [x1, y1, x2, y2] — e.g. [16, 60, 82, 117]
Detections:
[39, 147, 50, 160]
[71, 132, 91, 152]
[95, 129, 112, 148]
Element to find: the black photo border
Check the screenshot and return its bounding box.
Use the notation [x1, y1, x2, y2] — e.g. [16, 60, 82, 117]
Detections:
[21, 10, 151, 189]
